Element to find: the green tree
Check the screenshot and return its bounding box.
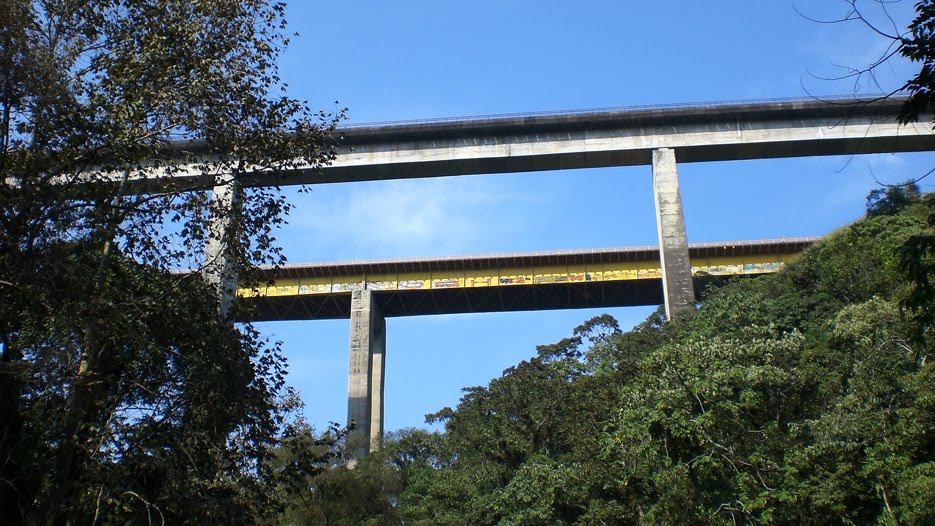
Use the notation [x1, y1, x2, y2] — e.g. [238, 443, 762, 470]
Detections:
[275, 427, 418, 526]
[0, 1, 340, 523]
[5, 248, 303, 524]
[899, 193, 935, 343]
[897, 0, 935, 122]
[401, 316, 631, 526]
[398, 203, 935, 525]
[866, 181, 921, 218]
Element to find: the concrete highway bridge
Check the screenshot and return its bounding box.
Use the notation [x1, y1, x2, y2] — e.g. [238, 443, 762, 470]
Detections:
[163, 95, 932, 188]
[182, 95, 932, 458]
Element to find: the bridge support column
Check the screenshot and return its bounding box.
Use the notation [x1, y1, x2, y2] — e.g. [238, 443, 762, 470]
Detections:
[652, 148, 696, 319]
[203, 175, 242, 320]
[347, 289, 385, 461]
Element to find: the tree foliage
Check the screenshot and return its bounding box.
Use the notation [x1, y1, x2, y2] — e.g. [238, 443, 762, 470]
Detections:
[899, 0, 935, 122]
[867, 181, 922, 218]
[0, 1, 340, 523]
[273, 427, 435, 526]
[301, 196, 935, 525]
[5, 250, 299, 524]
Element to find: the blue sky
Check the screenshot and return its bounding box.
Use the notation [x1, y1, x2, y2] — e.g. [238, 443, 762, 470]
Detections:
[254, 1, 935, 432]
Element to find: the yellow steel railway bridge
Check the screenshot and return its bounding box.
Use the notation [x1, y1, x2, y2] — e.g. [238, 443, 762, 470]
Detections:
[242, 237, 816, 321]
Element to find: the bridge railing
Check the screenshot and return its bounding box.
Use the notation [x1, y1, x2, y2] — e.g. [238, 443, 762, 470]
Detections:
[339, 94, 899, 129]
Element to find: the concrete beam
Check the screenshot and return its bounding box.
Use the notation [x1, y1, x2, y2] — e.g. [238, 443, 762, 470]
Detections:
[652, 148, 695, 319]
[112, 97, 934, 189]
[317, 111, 932, 184]
[347, 289, 385, 460]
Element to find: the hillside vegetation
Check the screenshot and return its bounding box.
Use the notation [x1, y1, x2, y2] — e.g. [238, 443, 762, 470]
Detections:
[281, 191, 935, 526]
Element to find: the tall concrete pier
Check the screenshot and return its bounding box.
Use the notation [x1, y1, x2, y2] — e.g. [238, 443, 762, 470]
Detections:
[347, 289, 386, 460]
[652, 148, 695, 318]
[203, 175, 242, 319]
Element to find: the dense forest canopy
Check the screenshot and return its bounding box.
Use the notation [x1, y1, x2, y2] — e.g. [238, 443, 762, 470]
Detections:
[277, 190, 935, 525]
[0, 1, 339, 523]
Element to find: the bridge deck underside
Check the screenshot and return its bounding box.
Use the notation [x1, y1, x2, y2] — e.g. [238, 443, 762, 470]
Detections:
[135, 97, 933, 190]
[245, 276, 754, 321]
[239, 239, 815, 321]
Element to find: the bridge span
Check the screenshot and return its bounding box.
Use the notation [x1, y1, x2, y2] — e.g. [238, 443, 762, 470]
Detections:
[243, 238, 816, 320]
[155, 96, 934, 188]
[320, 96, 935, 183]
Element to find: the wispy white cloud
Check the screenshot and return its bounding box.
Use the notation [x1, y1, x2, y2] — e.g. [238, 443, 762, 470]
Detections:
[795, 1, 917, 95]
[281, 175, 547, 261]
[823, 152, 935, 207]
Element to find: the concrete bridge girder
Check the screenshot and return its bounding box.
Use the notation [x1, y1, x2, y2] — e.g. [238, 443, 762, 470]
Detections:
[108, 97, 934, 189]
[326, 118, 927, 183]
